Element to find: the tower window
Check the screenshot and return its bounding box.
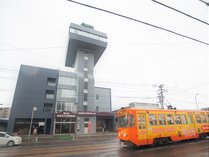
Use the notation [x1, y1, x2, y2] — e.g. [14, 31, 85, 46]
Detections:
[96, 94, 99, 100]
[84, 82, 88, 90]
[84, 93, 88, 101]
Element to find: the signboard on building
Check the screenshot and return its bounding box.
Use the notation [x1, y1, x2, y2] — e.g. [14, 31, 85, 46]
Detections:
[77, 112, 96, 116]
[55, 112, 76, 118]
[81, 23, 94, 29]
[39, 122, 45, 126]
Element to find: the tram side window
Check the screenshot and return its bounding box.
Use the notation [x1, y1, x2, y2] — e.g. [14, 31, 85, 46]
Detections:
[166, 114, 174, 125]
[195, 114, 201, 124]
[138, 116, 142, 129]
[149, 114, 157, 126]
[207, 113, 209, 123]
[141, 114, 146, 129]
[188, 114, 193, 124]
[118, 116, 128, 127]
[201, 114, 207, 123]
[130, 115, 135, 127]
[158, 114, 166, 125]
[175, 114, 182, 124]
[138, 114, 146, 129]
[181, 114, 187, 124]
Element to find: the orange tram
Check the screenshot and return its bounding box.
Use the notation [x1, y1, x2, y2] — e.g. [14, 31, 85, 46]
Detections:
[116, 107, 209, 147]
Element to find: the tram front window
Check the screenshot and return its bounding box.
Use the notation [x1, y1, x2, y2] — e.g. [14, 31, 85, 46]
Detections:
[118, 116, 128, 127]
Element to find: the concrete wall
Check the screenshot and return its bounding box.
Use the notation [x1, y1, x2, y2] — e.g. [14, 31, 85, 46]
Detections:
[75, 50, 95, 112]
[95, 87, 112, 112]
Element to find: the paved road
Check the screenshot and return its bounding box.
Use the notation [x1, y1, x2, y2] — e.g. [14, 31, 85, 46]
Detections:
[0, 138, 208, 157]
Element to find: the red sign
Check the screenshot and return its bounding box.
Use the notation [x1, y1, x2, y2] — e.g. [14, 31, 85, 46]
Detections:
[88, 121, 92, 133]
[201, 125, 209, 131]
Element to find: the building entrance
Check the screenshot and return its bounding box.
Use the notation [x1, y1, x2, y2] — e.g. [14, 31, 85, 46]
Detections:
[54, 112, 76, 134]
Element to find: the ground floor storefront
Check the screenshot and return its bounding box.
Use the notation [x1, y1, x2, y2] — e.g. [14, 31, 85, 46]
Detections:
[96, 112, 114, 132]
[13, 118, 52, 135]
[54, 111, 114, 135]
[10, 112, 114, 135]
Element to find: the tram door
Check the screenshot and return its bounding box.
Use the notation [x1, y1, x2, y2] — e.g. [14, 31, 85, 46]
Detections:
[187, 113, 200, 137]
[137, 113, 148, 145]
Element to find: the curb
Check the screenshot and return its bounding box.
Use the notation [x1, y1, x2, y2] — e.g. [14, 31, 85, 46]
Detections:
[21, 133, 117, 146]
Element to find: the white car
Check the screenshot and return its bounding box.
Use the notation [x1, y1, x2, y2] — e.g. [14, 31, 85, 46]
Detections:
[0, 132, 22, 147]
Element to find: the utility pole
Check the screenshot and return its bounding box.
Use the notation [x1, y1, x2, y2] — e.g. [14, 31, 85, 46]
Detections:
[157, 84, 167, 109]
[195, 93, 199, 110]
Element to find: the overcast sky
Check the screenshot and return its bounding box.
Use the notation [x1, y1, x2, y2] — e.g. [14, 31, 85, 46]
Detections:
[0, 0, 208, 110]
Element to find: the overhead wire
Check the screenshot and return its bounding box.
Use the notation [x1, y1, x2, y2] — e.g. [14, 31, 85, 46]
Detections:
[0, 41, 65, 66]
[67, 0, 209, 46]
[151, 0, 209, 26]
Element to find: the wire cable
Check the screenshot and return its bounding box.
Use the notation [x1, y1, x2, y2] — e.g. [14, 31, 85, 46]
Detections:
[67, 0, 209, 46]
[151, 0, 209, 26]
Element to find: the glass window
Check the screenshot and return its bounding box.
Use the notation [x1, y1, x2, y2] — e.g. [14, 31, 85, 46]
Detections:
[56, 102, 61, 112]
[57, 89, 76, 98]
[175, 114, 182, 124]
[181, 114, 187, 124]
[45, 90, 55, 99]
[84, 71, 88, 78]
[188, 114, 193, 124]
[207, 113, 209, 123]
[138, 114, 146, 129]
[118, 116, 128, 127]
[0, 133, 5, 137]
[84, 60, 88, 68]
[56, 102, 76, 112]
[84, 67, 88, 71]
[149, 114, 157, 126]
[84, 82, 88, 90]
[130, 115, 135, 127]
[58, 76, 76, 86]
[141, 115, 146, 129]
[84, 93, 88, 101]
[84, 56, 88, 60]
[195, 114, 201, 123]
[158, 114, 166, 125]
[43, 103, 53, 113]
[83, 105, 87, 111]
[70, 28, 107, 42]
[96, 94, 99, 100]
[96, 106, 99, 112]
[201, 114, 207, 123]
[47, 78, 56, 86]
[84, 118, 89, 122]
[166, 114, 174, 125]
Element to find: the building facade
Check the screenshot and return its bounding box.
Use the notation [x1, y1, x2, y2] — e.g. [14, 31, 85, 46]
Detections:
[7, 23, 113, 135]
[0, 107, 10, 131]
[0, 107, 10, 119]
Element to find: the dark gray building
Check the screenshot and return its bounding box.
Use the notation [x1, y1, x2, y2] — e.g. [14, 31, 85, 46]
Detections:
[7, 65, 59, 134]
[7, 23, 113, 135]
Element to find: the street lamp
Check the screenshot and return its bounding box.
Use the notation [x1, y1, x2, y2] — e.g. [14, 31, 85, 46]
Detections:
[28, 106, 37, 138]
[0, 104, 2, 111]
[195, 93, 199, 110]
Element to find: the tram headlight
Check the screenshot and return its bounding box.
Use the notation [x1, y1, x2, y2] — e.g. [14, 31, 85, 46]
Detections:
[123, 133, 128, 137]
